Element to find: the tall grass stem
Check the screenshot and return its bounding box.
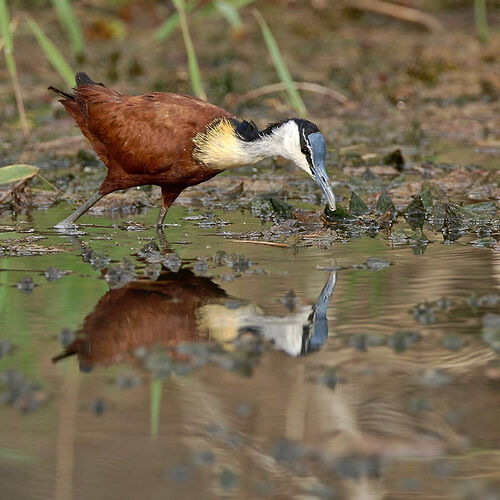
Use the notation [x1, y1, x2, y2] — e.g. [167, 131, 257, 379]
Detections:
[0, 1, 29, 136]
[172, 0, 206, 100]
[253, 9, 307, 115]
[474, 0, 489, 44]
[26, 16, 75, 87]
[51, 0, 85, 58]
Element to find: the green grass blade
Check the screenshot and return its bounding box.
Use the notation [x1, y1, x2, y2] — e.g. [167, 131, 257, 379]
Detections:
[51, 0, 85, 58]
[0, 1, 28, 135]
[154, 0, 255, 41]
[253, 9, 307, 115]
[0, 164, 39, 185]
[26, 16, 75, 87]
[474, 0, 489, 44]
[150, 377, 163, 439]
[0, 447, 35, 463]
[154, 0, 197, 41]
[215, 0, 243, 30]
[172, 0, 206, 100]
[0, 0, 13, 52]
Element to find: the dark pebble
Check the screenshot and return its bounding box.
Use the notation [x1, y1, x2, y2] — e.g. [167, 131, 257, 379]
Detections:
[388, 330, 422, 353]
[335, 453, 380, 479]
[442, 334, 466, 351]
[219, 468, 239, 489]
[271, 438, 305, 463]
[114, 373, 142, 389]
[166, 464, 193, 483]
[192, 450, 215, 466]
[90, 398, 108, 415]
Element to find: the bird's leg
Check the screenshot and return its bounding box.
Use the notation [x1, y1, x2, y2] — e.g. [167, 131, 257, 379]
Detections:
[155, 225, 173, 253]
[155, 206, 168, 228]
[155, 187, 181, 230]
[54, 190, 104, 228]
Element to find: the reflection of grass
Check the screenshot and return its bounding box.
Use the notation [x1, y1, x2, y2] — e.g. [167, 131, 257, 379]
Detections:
[150, 377, 163, 439]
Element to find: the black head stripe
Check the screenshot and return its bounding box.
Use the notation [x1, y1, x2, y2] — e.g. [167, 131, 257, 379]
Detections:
[299, 128, 314, 174]
[232, 119, 261, 141]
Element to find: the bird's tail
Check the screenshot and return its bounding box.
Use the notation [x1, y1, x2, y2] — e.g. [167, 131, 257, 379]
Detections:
[48, 72, 103, 101]
[48, 85, 74, 100]
[52, 341, 80, 363]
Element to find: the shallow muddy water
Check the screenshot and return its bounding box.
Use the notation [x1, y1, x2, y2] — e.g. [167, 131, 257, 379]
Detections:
[1, 203, 499, 500]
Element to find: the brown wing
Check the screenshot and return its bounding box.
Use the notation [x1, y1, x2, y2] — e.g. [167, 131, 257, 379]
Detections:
[74, 84, 233, 179]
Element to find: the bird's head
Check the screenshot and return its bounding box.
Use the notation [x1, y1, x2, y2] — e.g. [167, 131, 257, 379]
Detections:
[193, 117, 336, 211]
[267, 119, 336, 211]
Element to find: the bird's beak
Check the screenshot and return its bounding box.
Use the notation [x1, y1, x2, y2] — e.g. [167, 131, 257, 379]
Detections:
[308, 132, 336, 211]
[313, 160, 336, 211]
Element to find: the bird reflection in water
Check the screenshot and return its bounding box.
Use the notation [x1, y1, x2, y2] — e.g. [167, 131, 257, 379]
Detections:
[53, 269, 337, 370]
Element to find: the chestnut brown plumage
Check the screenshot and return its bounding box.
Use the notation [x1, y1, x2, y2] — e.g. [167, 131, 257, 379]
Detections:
[50, 72, 336, 228]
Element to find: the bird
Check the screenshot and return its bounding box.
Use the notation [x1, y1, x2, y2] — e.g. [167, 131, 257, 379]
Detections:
[49, 72, 336, 228]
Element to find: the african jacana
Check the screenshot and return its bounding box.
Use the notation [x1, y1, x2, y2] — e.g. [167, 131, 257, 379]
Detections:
[49, 72, 336, 228]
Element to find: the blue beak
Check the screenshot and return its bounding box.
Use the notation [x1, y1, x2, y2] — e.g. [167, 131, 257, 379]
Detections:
[308, 132, 336, 211]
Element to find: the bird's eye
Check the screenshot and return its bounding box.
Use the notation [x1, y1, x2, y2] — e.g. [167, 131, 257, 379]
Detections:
[301, 147, 308, 155]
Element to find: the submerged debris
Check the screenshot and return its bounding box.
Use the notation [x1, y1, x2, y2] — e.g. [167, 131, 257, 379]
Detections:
[15, 276, 35, 294]
[114, 372, 142, 389]
[347, 333, 386, 351]
[90, 398, 108, 415]
[352, 258, 392, 271]
[81, 245, 111, 270]
[335, 453, 380, 479]
[388, 330, 422, 353]
[0, 369, 48, 413]
[143, 263, 161, 281]
[136, 241, 182, 273]
[315, 369, 342, 390]
[44, 266, 69, 281]
[412, 302, 436, 324]
[482, 314, 500, 353]
[193, 257, 208, 274]
[104, 258, 136, 289]
[0, 340, 13, 359]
